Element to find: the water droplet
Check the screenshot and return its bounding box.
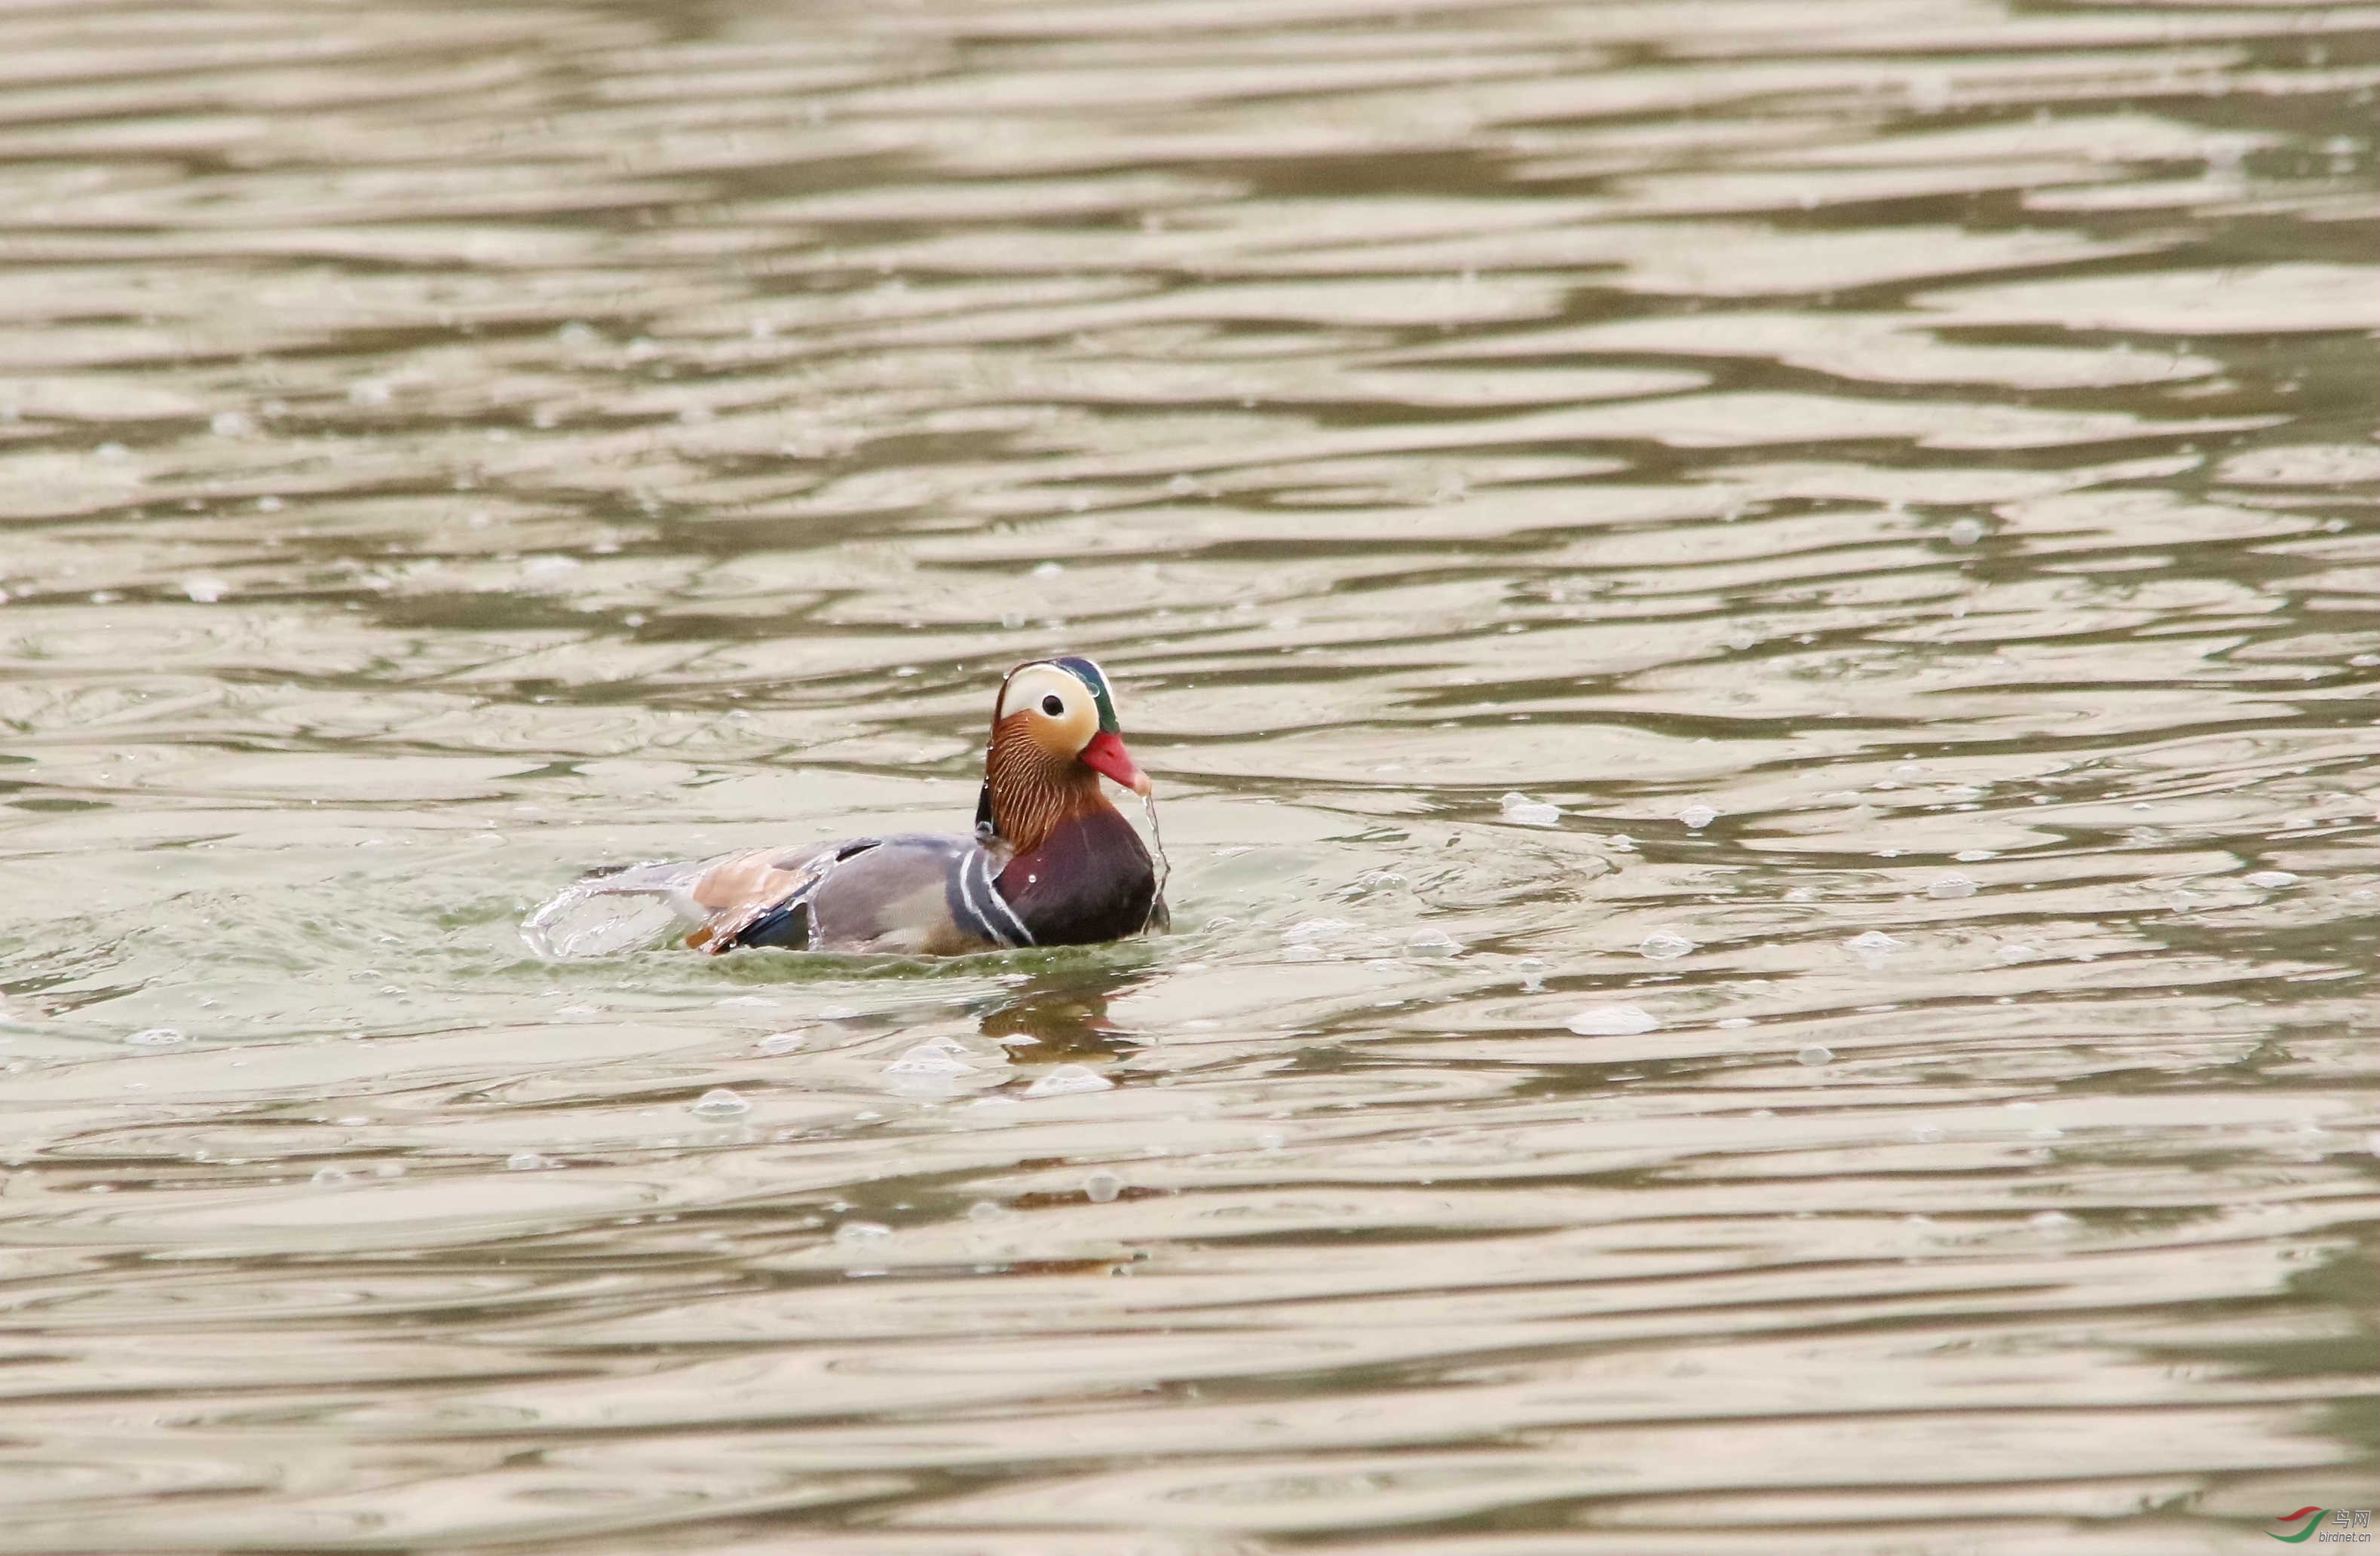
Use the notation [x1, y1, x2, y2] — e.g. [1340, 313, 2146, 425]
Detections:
[1998, 942, 2036, 961]
[1947, 517, 1985, 545]
[1639, 930, 1695, 961]
[1928, 874, 1977, 899]
[1499, 792, 1561, 827]
[209, 409, 253, 437]
[1953, 849, 1996, 862]
[2028, 1210, 2075, 1228]
[505, 1151, 551, 1171]
[347, 378, 392, 406]
[1025, 1064, 1111, 1098]
[1567, 1004, 1657, 1036]
[1796, 1045, 1834, 1066]
[817, 1005, 862, 1021]
[1677, 804, 1718, 830]
[1031, 560, 1064, 577]
[126, 1028, 185, 1047]
[2244, 870, 2298, 888]
[1516, 956, 1547, 991]
[1083, 1169, 1123, 1203]
[309, 1166, 351, 1187]
[180, 577, 230, 603]
[1405, 928, 1462, 956]
[966, 1199, 1006, 1222]
[691, 1088, 751, 1118]
[1848, 930, 1899, 954]
[1716, 1015, 1754, 1029]
[834, 1221, 892, 1245]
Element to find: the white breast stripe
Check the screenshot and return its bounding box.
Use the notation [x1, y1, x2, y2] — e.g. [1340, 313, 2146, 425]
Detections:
[972, 851, 1034, 946]
[954, 849, 1013, 948]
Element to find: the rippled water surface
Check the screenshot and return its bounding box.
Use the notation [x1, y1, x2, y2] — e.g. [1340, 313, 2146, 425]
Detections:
[3, 0, 2378, 1548]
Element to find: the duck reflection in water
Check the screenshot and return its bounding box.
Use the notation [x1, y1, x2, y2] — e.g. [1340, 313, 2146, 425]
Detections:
[980, 966, 1145, 1061]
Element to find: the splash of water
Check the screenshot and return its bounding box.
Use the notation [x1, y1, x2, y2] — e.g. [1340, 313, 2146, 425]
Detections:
[1138, 790, 1172, 933]
[522, 879, 675, 960]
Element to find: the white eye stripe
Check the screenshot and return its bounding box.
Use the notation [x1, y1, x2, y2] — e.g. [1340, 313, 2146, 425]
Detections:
[998, 663, 1092, 721]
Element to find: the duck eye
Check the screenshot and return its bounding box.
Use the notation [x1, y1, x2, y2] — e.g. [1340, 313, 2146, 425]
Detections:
[1040, 694, 1064, 716]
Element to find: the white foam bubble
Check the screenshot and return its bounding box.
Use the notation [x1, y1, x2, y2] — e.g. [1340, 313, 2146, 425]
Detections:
[1639, 930, 1695, 961]
[2244, 870, 2298, 888]
[1025, 1064, 1112, 1098]
[1567, 1003, 1658, 1036]
[1928, 874, 1977, 899]
[691, 1087, 751, 1118]
[1083, 1169, 1123, 1203]
[1282, 917, 1356, 944]
[1500, 792, 1561, 827]
[1677, 803, 1718, 830]
[884, 1043, 973, 1078]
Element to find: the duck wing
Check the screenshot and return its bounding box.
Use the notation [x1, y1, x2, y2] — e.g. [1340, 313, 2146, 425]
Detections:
[547, 832, 1031, 956]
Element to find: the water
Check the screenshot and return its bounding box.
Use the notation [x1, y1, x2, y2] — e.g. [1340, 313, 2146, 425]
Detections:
[1, 0, 2375, 1548]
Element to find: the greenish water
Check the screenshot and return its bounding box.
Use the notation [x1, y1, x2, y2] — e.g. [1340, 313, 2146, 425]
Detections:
[0, 0, 2375, 1549]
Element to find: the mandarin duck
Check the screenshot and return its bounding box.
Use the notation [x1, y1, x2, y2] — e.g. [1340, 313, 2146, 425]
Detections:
[535, 657, 1166, 955]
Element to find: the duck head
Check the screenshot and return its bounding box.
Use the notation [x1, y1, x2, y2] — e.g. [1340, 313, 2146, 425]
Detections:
[976, 656, 1150, 848]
